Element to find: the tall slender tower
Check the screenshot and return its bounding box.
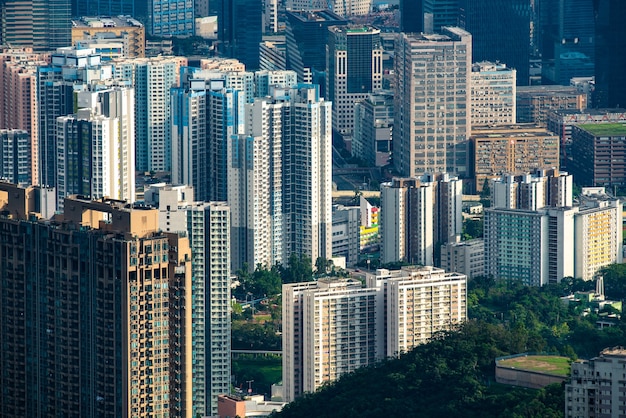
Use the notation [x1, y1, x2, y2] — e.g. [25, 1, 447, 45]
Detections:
[394, 28, 472, 178]
[326, 25, 383, 144]
[1, 0, 70, 52]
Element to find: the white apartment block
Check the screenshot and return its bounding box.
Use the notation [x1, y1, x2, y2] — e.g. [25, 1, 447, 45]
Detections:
[331, 205, 360, 267]
[254, 70, 297, 97]
[380, 178, 434, 265]
[566, 348, 626, 418]
[485, 175, 622, 285]
[394, 28, 472, 178]
[470, 62, 516, 126]
[368, 267, 467, 356]
[112, 56, 187, 172]
[283, 266, 467, 402]
[440, 239, 485, 280]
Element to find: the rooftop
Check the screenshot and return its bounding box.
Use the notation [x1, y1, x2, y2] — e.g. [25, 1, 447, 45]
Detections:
[578, 123, 626, 136]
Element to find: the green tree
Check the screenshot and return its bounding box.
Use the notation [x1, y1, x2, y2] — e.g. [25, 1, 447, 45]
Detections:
[281, 253, 313, 283]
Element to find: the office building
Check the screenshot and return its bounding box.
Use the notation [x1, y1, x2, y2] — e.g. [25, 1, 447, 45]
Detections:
[394, 28, 472, 178]
[36, 47, 113, 189]
[539, 0, 595, 86]
[71, 0, 135, 17]
[147, 0, 194, 36]
[332, 205, 360, 267]
[440, 239, 485, 280]
[113, 56, 186, 172]
[283, 266, 467, 401]
[326, 25, 383, 144]
[547, 109, 626, 167]
[401, 0, 460, 34]
[353, 90, 393, 166]
[570, 123, 626, 187]
[143, 185, 231, 416]
[470, 124, 559, 192]
[460, 0, 533, 86]
[0, 192, 193, 417]
[594, 1, 626, 108]
[260, 38, 288, 71]
[470, 62, 516, 126]
[565, 348, 626, 418]
[285, 10, 347, 84]
[1, 0, 71, 52]
[214, 0, 262, 70]
[72, 16, 145, 58]
[55, 85, 135, 207]
[287, 0, 372, 17]
[0, 130, 31, 185]
[516, 85, 587, 125]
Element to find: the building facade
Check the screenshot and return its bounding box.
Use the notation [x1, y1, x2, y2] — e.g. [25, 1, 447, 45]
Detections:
[71, 16, 145, 58]
[440, 239, 485, 280]
[0, 130, 31, 186]
[353, 90, 393, 167]
[516, 85, 587, 125]
[566, 348, 626, 418]
[0, 193, 193, 417]
[394, 28, 472, 178]
[470, 62, 516, 126]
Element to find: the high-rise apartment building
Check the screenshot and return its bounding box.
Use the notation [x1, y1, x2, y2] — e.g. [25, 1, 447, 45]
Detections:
[326, 25, 383, 144]
[1, 0, 71, 52]
[565, 348, 626, 418]
[0, 130, 31, 185]
[0, 50, 49, 184]
[331, 205, 361, 267]
[470, 62, 516, 126]
[440, 239, 485, 280]
[459, 0, 533, 86]
[143, 184, 232, 416]
[470, 124, 559, 192]
[113, 56, 186, 172]
[171, 72, 245, 201]
[594, 1, 626, 108]
[381, 174, 462, 265]
[55, 85, 135, 207]
[394, 28, 472, 178]
[485, 173, 621, 285]
[380, 177, 434, 265]
[0, 192, 193, 417]
[36, 47, 113, 189]
[353, 90, 393, 167]
[283, 266, 467, 401]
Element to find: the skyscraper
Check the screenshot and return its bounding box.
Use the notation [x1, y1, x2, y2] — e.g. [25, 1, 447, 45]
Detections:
[401, 0, 460, 33]
[394, 28, 472, 178]
[0, 130, 31, 185]
[285, 10, 347, 84]
[539, 0, 595, 85]
[326, 25, 383, 144]
[594, 0, 626, 108]
[470, 62, 516, 126]
[1, 0, 71, 52]
[71, 0, 135, 17]
[55, 85, 135, 207]
[113, 56, 186, 173]
[0, 191, 193, 417]
[148, 0, 195, 36]
[36, 47, 112, 189]
[214, 0, 262, 70]
[143, 185, 232, 417]
[459, 0, 532, 86]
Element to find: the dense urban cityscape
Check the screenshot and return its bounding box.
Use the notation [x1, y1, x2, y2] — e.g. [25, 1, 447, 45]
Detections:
[1, 0, 626, 417]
